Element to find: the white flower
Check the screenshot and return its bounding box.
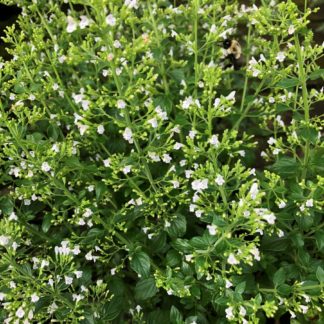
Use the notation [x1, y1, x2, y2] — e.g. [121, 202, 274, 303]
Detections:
[97, 125, 105, 134]
[65, 276, 73, 285]
[66, 16, 78, 33]
[123, 127, 133, 143]
[300, 305, 308, 314]
[31, 293, 39, 303]
[226, 91, 236, 100]
[79, 15, 91, 29]
[210, 135, 220, 147]
[162, 154, 172, 163]
[29, 94, 36, 101]
[103, 158, 111, 167]
[225, 279, 232, 288]
[41, 162, 51, 172]
[207, 224, 217, 235]
[185, 254, 193, 262]
[16, 307, 25, 319]
[0, 235, 10, 246]
[278, 229, 285, 237]
[262, 212, 276, 224]
[273, 148, 281, 155]
[106, 14, 116, 26]
[225, 306, 235, 320]
[191, 179, 209, 192]
[117, 99, 126, 109]
[239, 306, 246, 316]
[182, 96, 194, 109]
[75, 270, 83, 278]
[77, 124, 89, 136]
[250, 247, 260, 261]
[227, 253, 239, 265]
[171, 180, 180, 188]
[305, 199, 313, 207]
[123, 165, 132, 174]
[267, 137, 276, 145]
[148, 118, 158, 128]
[113, 40, 121, 48]
[0, 292, 6, 301]
[278, 201, 286, 209]
[174, 142, 184, 150]
[288, 25, 295, 35]
[214, 98, 221, 108]
[125, 0, 138, 9]
[215, 174, 225, 186]
[276, 51, 286, 62]
[249, 182, 259, 200]
[81, 100, 90, 111]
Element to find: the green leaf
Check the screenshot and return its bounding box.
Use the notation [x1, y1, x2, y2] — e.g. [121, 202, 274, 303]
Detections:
[170, 305, 183, 324]
[130, 251, 151, 277]
[135, 277, 158, 300]
[276, 78, 299, 88]
[235, 281, 246, 294]
[41, 214, 53, 233]
[171, 239, 192, 253]
[273, 268, 286, 286]
[166, 249, 181, 267]
[271, 157, 301, 178]
[309, 68, 324, 80]
[169, 69, 185, 82]
[95, 182, 107, 201]
[102, 296, 123, 321]
[277, 284, 292, 296]
[261, 236, 289, 252]
[316, 266, 324, 283]
[315, 230, 324, 251]
[166, 214, 187, 238]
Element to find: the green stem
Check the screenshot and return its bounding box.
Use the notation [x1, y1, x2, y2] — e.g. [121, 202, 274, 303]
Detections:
[295, 34, 310, 179]
[240, 26, 252, 113]
[193, 0, 199, 128]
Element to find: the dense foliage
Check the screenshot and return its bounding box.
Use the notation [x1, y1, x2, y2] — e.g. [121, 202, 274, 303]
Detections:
[0, 0, 323, 323]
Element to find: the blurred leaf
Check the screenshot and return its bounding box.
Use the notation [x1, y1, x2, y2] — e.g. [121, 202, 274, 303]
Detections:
[130, 251, 151, 277]
[135, 277, 158, 300]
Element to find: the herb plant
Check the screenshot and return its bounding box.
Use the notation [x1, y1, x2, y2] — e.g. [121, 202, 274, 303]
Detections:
[0, 0, 323, 323]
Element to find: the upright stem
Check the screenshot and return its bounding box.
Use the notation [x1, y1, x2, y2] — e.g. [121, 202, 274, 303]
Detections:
[295, 34, 310, 179]
[193, 0, 199, 128]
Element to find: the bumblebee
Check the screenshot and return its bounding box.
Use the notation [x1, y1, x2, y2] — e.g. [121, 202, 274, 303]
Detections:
[222, 39, 243, 70]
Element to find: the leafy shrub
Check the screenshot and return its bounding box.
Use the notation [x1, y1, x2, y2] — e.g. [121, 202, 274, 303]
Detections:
[0, 0, 323, 323]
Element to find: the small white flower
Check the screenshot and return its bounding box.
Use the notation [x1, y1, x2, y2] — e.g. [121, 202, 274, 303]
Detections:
[226, 91, 236, 100]
[300, 305, 308, 314]
[215, 174, 225, 186]
[278, 201, 286, 209]
[123, 127, 133, 143]
[171, 180, 180, 188]
[66, 16, 78, 33]
[267, 137, 276, 145]
[113, 40, 121, 48]
[182, 96, 194, 109]
[0, 292, 6, 301]
[29, 94, 36, 101]
[125, 0, 138, 9]
[103, 158, 111, 167]
[0, 235, 10, 246]
[16, 307, 25, 318]
[262, 212, 276, 224]
[31, 293, 39, 303]
[225, 279, 232, 288]
[97, 125, 105, 134]
[123, 165, 132, 174]
[75, 270, 83, 278]
[250, 247, 260, 261]
[214, 97, 221, 108]
[185, 254, 193, 262]
[106, 14, 116, 26]
[273, 148, 281, 155]
[77, 124, 89, 136]
[162, 154, 172, 163]
[191, 179, 209, 192]
[225, 306, 235, 320]
[227, 253, 239, 265]
[65, 276, 73, 285]
[117, 99, 126, 109]
[148, 118, 158, 128]
[174, 142, 184, 150]
[288, 25, 295, 35]
[79, 15, 91, 29]
[239, 306, 246, 316]
[41, 162, 51, 172]
[278, 229, 285, 237]
[305, 199, 313, 207]
[276, 51, 286, 62]
[209, 135, 220, 147]
[249, 183, 259, 200]
[207, 224, 217, 235]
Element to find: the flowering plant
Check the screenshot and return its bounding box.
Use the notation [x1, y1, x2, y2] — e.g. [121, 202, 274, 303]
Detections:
[0, 0, 323, 322]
